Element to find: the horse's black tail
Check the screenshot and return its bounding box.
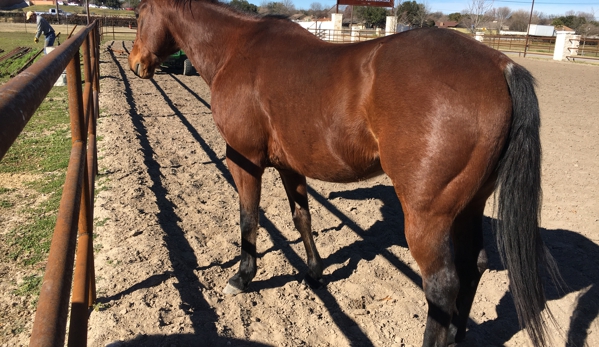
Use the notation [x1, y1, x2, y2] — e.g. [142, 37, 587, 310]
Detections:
[495, 63, 560, 347]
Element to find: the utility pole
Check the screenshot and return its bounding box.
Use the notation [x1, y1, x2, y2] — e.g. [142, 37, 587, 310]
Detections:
[523, 0, 535, 57]
[55, 1, 60, 25]
[86, 0, 90, 25]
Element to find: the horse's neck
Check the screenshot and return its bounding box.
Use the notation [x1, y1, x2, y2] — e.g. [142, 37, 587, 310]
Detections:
[169, 2, 250, 85]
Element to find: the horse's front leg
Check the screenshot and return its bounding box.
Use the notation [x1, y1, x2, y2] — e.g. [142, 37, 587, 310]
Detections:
[223, 145, 264, 295]
[278, 170, 323, 287]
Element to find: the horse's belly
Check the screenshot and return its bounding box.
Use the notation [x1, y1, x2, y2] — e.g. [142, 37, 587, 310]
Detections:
[269, 141, 383, 183]
[305, 157, 383, 183]
[265, 106, 382, 182]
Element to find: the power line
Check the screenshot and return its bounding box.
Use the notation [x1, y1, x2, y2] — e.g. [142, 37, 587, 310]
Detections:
[493, 1, 598, 4]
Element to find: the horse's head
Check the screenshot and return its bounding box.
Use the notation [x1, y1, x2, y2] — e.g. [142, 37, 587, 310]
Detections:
[128, 0, 180, 79]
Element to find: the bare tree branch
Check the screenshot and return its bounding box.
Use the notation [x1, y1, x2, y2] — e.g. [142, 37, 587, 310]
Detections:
[464, 0, 494, 33]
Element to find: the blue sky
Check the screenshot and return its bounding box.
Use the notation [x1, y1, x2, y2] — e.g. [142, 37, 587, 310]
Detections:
[246, 0, 599, 18]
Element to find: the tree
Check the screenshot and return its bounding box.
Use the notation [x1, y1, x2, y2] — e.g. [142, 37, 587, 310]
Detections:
[428, 11, 444, 22]
[282, 0, 295, 13]
[577, 11, 596, 23]
[105, 0, 120, 9]
[536, 12, 551, 25]
[124, 0, 141, 9]
[578, 22, 599, 37]
[448, 12, 462, 22]
[355, 6, 390, 28]
[310, 2, 323, 12]
[551, 14, 588, 32]
[492, 6, 511, 31]
[259, 0, 294, 15]
[397, 1, 428, 27]
[414, 2, 430, 28]
[463, 0, 494, 33]
[508, 9, 530, 32]
[229, 0, 258, 13]
[309, 2, 329, 19]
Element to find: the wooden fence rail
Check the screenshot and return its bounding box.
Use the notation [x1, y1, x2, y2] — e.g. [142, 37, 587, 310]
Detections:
[477, 34, 557, 56]
[573, 37, 599, 59]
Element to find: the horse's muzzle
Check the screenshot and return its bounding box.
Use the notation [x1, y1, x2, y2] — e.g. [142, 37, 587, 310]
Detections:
[128, 51, 151, 79]
[129, 60, 153, 79]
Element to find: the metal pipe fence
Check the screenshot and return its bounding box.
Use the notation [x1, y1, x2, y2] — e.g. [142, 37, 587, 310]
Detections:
[101, 15, 137, 41]
[0, 20, 101, 347]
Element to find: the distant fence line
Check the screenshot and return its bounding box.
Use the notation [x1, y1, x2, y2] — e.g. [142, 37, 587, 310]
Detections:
[3, 11, 597, 60]
[98, 20, 599, 62]
[0, 11, 136, 27]
[303, 27, 599, 61]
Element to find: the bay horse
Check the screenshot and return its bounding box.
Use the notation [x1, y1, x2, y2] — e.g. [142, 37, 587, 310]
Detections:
[128, 0, 559, 345]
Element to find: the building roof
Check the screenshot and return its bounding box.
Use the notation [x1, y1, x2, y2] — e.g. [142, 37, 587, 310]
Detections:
[435, 21, 459, 28]
[554, 25, 575, 32]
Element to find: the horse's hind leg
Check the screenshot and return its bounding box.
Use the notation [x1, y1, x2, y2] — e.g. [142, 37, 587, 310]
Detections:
[403, 211, 460, 347]
[278, 170, 323, 286]
[448, 202, 488, 344]
[223, 146, 264, 295]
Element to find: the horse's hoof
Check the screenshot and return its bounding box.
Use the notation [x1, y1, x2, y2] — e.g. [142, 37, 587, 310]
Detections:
[302, 274, 325, 290]
[222, 283, 244, 295]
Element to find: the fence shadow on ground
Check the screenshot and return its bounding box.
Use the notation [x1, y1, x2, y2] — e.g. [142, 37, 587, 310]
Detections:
[100, 41, 271, 347]
[102, 40, 597, 347]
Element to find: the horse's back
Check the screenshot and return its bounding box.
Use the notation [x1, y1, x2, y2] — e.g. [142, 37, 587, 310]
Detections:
[371, 28, 512, 101]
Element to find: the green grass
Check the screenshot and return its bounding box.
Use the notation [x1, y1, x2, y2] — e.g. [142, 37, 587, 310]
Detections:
[0, 28, 101, 328]
[8, 208, 61, 265]
[0, 27, 101, 342]
[0, 199, 14, 208]
[0, 31, 37, 54]
[13, 275, 43, 298]
[0, 32, 43, 83]
[0, 88, 71, 173]
[0, 49, 42, 82]
[1, 86, 72, 266]
[95, 217, 109, 227]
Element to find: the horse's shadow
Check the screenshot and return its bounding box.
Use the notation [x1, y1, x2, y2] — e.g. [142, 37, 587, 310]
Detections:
[467, 221, 599, 347]
[309, 184, 419, 285]
[308, 184, 598, 346]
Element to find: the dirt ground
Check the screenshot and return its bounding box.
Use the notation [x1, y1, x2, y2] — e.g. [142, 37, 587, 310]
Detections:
[4, 39, 599, 346]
